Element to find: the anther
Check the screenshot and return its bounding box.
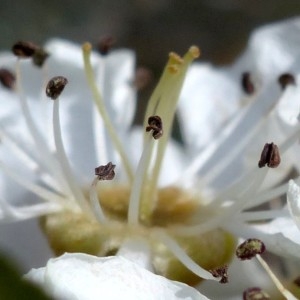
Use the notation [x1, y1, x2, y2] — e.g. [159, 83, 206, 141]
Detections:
[32, 48, 49, 67]
[12, 41, 38, 58]
[97, 35, 116, 55]
[236, 239, 266, 260]
[278, 73, 296, 90]
[146, 115, 163, 139]
[46, 76, 68, 100]
[0, 68, 16, 90]
[258, 142, 281, 168]
[241, 72, 255, 95]
[209, 265, 228, 284]
[243, 287, 270, 300]
[293, 276, 300, 287]
[95, 162, 116, 180]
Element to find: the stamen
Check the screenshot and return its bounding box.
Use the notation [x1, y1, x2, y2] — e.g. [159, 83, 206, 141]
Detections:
[236, 239, 266, 260]
[181, 83, 288, 186]
[32, 47, 49, 67]
[82, 42, 133, 182]
[238, 209, 289, 222]
[89, 162, 115, 223]
[243, 287, 270, 300]
[14, 60, 72, 195]
[155, 230, 218, 281]
[241, 72, 255, 95]
[95, 162, 116, 180]
[256, 255, 298, 300]
[258, 143, 281, 168]
[97, 35, 116, 55]
[209, 265, 229, 283]
[0, 199, 60, 223]
[0, 160, 65, 204]
[0, 126, 62, 193]
[293, 276, 300, 287]
[48, 79, 92, 214]
[172, 168, 268, 236]
[278, 73, 296, 90]
[0, 68, 15, 90]
[12, 41, 38, 58]
[46, 76, 68, 100]
[128, 133, 155, 225]
[145, 115, 163, 139]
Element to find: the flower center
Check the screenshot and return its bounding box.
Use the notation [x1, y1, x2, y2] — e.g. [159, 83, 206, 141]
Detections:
[41, 184, 236, 286]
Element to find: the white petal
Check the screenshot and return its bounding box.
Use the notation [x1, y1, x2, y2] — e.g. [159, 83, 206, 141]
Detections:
[178, 63, 240, 154]
[100, 49, 136, 130]
[234, 17, 300, 83]
[287, 180, 300, 230]
[25, 253, 208, 300]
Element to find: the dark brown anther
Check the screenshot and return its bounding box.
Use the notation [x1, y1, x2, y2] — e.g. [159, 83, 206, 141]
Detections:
[241, 72, 255, 95]
[293, 276, 300, 287]
[146, 115, 163, 139]
[0, 68, 16, 90]
[258, 142, 281, 168]
[12, 41, 38, 58]
[32, 48, 49, 67]
[236, 239, 266, 260]
[243, 287, 270, 300]
[46, 76, 68, 100]
[95, 162, 116, 180]
[278, 73, 296, 90]
[209, 265, 228, 284]
[97, 35, 116, 55]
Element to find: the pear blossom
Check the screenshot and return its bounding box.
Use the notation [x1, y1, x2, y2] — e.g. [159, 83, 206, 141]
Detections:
[0, 17, 300, 299]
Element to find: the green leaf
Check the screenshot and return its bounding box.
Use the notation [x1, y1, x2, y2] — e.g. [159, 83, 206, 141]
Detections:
[0, 252, 51, 300]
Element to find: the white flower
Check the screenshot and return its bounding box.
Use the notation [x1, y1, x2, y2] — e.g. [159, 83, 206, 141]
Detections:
[1, 17, 300, 299]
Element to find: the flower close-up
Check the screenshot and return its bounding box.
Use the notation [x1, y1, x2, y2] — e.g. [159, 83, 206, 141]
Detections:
[1, 16, 300, 299]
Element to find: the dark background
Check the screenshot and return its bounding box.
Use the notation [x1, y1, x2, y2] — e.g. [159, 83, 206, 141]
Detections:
[1, 0, 300, 69]
[2, 0, 299, 124]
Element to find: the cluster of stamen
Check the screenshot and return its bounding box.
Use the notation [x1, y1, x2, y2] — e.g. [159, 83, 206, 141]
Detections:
[1, 39, 300, 300]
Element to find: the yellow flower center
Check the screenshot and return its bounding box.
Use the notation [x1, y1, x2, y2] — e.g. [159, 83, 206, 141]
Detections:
[41, 185, 236, 286]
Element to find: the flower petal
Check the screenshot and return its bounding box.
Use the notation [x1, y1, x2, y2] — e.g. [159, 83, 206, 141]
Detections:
[25, 253, 208, 300]
[178, 63, 240, 154]
[234, 17, 300, 83]
[287, 180, 300, 230]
